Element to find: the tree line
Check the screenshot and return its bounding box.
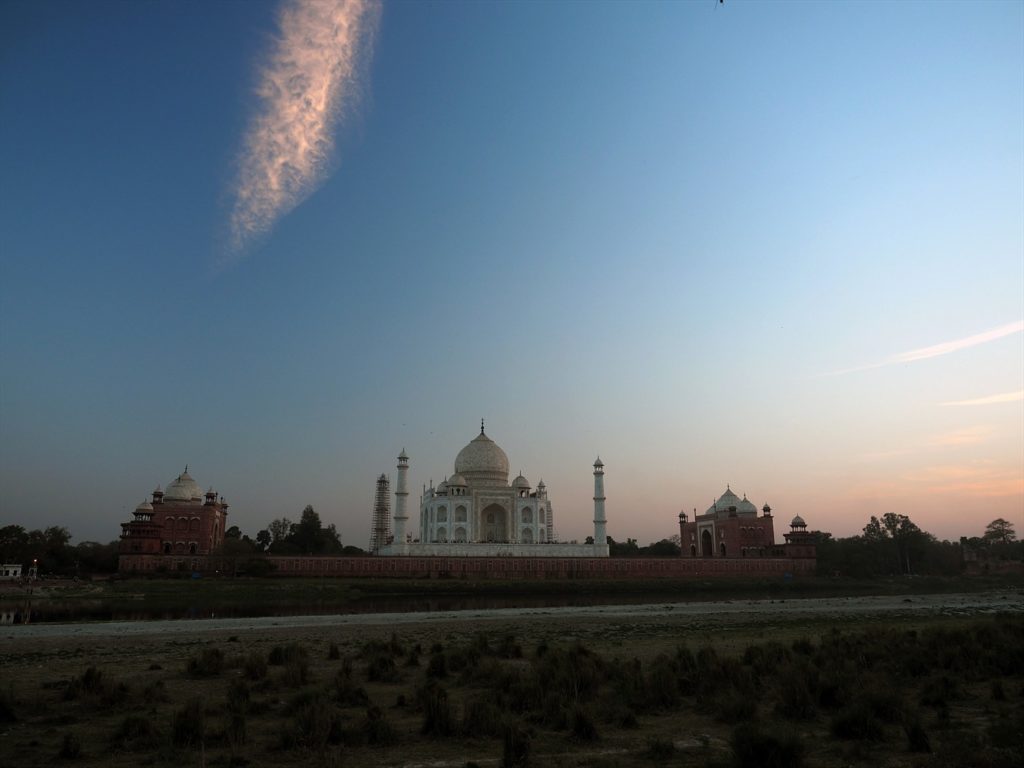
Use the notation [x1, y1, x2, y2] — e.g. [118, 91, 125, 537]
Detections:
[0, 512, 1017, 577]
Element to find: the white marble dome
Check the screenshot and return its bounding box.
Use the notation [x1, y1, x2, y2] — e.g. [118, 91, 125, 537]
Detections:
[512, 473, 530, 489]
[164, 469, 202, 501]
[454, 430, 510, 485]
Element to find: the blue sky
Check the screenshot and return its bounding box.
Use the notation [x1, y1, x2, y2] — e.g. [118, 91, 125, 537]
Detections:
[1, 0, 1021, 546]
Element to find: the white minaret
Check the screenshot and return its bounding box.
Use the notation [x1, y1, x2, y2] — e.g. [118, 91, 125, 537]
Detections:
[393, 449, 409, 550]
[593, 457, 607, 547]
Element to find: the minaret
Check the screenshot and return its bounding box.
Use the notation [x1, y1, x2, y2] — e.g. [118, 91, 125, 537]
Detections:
[593, 457, 607, 547]
[393, 449, 409, 550]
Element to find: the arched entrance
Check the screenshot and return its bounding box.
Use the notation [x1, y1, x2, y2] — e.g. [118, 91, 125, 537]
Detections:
[701, 529, 713, 557]
[480, 503, 508, 542]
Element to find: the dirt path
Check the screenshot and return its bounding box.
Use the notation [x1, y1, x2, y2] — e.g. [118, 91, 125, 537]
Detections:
[5, 589, 1020, 640]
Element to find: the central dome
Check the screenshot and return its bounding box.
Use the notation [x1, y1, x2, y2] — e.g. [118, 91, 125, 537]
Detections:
[454, 430, 510, 486]
[164, 469, 202, 502]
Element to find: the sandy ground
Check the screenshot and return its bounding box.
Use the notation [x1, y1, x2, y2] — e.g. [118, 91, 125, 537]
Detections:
[5, 589, 1021, 641]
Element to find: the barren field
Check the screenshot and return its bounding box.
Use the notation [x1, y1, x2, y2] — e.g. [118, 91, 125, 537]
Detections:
[1, 589, 1021, 767]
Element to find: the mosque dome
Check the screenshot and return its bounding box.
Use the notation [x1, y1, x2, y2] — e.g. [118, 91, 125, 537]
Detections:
[135, 499, 153, 512]
[512, 473, 530, 489]
[447, 473, 467, 487]
[454, 429, 510, 485]
[791, 515, 806, 528]
[707, 486, 741, 515]
[737, 495, 758, 515]
[164, 469, 202, 501]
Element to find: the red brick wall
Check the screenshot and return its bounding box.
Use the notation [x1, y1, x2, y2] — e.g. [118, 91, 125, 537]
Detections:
[119, 554, 816, 578]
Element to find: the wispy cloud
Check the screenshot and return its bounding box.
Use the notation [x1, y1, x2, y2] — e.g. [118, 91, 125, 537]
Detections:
[225, 0, 380, 262]
[822, 320, 1024, 377]
[925, 425, 993, 447]
[941, 390, 1024, 407]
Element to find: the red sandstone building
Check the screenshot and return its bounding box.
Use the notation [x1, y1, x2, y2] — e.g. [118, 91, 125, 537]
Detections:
[119, 468, 229, 572]
[679, 486, 815, 562]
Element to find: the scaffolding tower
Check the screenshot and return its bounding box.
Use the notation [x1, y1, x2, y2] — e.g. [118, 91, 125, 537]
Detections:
[370, 473, 391, 554]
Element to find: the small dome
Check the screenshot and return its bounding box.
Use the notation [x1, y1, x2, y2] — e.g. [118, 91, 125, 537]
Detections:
[512, 473, 530, 489]
[437, 479, 449, 491]
[537, 479, 546, 488]
[791, 515, 806, 528]
[448, 473, 467, 487]
[135, 499, 153, 512]
[737, 495, 758, 514]
[593, 456, 604, 468]
[164, 469, 202, 501]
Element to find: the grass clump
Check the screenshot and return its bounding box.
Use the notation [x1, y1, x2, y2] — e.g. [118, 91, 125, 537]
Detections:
[111, 714, 160, 751]
[242, 651, 267, 681]
[58, 732, 81, 760]
[171, 698, 204, 748]
[419, 681, 453, 738]
[186, 647, 225, 677]
[731, 722, 804, 768]
[501, 722, 530, 768]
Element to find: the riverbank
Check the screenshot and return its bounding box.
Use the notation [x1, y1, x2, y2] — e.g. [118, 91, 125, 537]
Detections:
[2, 589, 1021, 767]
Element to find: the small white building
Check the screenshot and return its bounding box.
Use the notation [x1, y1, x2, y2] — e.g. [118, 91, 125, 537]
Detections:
[1, 563, 23, 580]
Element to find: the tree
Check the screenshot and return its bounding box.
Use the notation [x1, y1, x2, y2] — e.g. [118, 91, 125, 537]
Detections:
[255, 529, 272, 552]
[224, 525, 241, 539]
[983, 518, 1016, 545]
[861, 513, 929, 575]
[267, 518, 292, 544]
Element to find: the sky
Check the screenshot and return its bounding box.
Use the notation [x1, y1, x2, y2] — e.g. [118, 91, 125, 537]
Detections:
[1, 0, 1021, 548]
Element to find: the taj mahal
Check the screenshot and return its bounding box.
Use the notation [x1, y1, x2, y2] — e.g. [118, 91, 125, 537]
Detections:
[377, 422, 610, 557]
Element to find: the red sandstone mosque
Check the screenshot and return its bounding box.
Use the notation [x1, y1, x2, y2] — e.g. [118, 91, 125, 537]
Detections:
[678, 485, 816, 561]
[118, 468, 229, 572]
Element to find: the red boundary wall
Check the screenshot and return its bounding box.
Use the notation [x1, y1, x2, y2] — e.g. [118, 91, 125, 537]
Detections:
[119, 554, 816, 579]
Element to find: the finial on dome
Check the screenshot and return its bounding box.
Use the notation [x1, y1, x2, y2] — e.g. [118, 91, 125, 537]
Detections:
[481, 418, 485, 435]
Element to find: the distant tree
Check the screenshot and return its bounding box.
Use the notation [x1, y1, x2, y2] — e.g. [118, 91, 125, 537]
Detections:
[983, 518, 1016, 545]
[267, 518, 292, 544]
[642, 538, 682, 557]
[255, 529, 272, 552]
[861, 513, 930, 575]
[224, 525, 242, 539]
[584, 536, 594, 545]
[608, 537, 640, 557]
[74, 541, 119, 574]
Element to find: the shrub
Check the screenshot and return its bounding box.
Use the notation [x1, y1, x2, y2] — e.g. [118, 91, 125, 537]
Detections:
[186, 648, 225, 678]
[327, 642, 341, 660]
[225, 711, 247, 750]
[334, 669, 369, 707]
[569, 705, 598, 742]
[171, 698, 204, 748]
[366, 654, 399, 683]
[419, 682, 453, 737]
[0, 688, 17, 723]
[714, 691, 757, 723]
[646, 736, 675, 759]
[269, 643, 307, 666]
[284, 693, 342, 751]
[362, 705, 397, 746]
[775, 664, 816, 721]
[731, 723, 804, 768]
[226, 679, 250, 714]
[830, 702, 884, 742]
[463, 696, 506, 739]
[427, 650, 448, 679]
[112, 714, 160, 751]
[902, 712, 931, 753]
[281, 655, 310, 688]
[243, 651, 267, 681]
[502, 722, 530, 768]
[58, 732, 81, 759]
